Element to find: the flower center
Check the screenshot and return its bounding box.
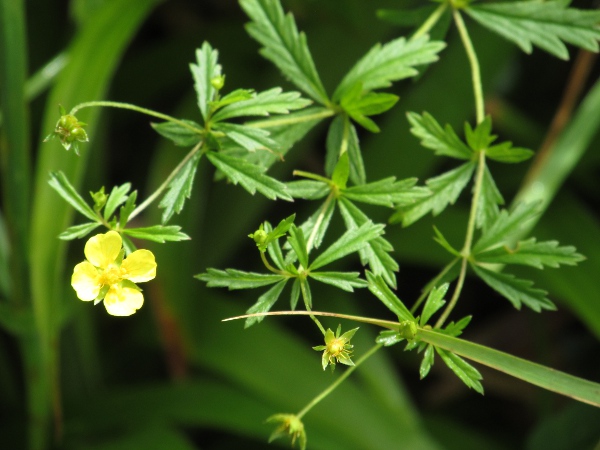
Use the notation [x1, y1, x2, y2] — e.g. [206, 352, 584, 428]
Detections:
[99, 264, 123, 287]
[328, 339, 345, 357]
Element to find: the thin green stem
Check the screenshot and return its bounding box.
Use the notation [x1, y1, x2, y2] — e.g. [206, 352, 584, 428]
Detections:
[453, 10, 485, 124]
[249, 108, 335, 129]
[297, 343, 382, 419]
[411, 3, 449, 41]
[292, 170, 332, 185]
[259, 251, 287, 276]
[128, 142, 202, 221]
[69, 101, 204, 134]
[300, 280, 326, 336]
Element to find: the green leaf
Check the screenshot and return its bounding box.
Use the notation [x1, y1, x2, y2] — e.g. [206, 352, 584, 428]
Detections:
[339, 198, 398, 287]
[211, 87, 311, 122]
[435, 347, 484, 394]
[309, 221, 384, 270]
[263, 222, 287, 270]
[392, 162, 476, 227]
[119, 190, 137, 229]
[209, 88, 254, 110]
[420, 283, 448, 326]
[196, 268, 284, 290]
[300, 277, 312, 309]
[103, 182, 131, 221]
[297, 196, 336, 251]
[471, 264, 555, 312]
[240, 0, 329, 104]
[159, 151, 202, 224]
[366, 271, 415, 322]
[473, 202, 539, 253]
[464, 116, 494, 151]
[325, 115, 366, 186]
[308, 271, 367, 292]
[340, 83, 399, 133]
[331, 151, 350, 189]
[342, 176, 430, 208]
[287, 224, 309, 269]
[333, 35, 445, 100]
[150, 120, 203, 147]
[190, 41, 222, 122]
[419, 345, 435, 379]
[206, 151, 292, 201]
[285, 180, 329, 200]
[475, 238, 585, 269]
[216, 122, 279, 153]
[407, 112, 473, 160]
[432, 226, 460, 257]
[475, 165, 503, 230]
[485, 141, 534, 163]
[376, 330, 405, 347]
[442, 315, 472, 338]
[48, 171, 98, 221]
[245, 279, 288, 327]
[122, 225, 190, 243]
[418, 328, 600, 406]
[58, 222, 101, 240]
[465, 1, 600, 60]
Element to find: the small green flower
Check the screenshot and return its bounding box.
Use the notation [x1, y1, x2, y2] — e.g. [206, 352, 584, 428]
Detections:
[44, 107, 89, 155]
[248, 224, 268, 250]
[313, 325, 359, 371]
[266, 413, 306, 450]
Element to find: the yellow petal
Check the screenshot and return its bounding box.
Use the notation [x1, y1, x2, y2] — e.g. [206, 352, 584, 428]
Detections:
[84, 231, 122, 268]
[104, 286, 144, 316]
[71, 261, 101, 301]
[121, 249, 157, 283]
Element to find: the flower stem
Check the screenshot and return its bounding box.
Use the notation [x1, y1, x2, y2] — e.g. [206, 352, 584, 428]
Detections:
[297, 343, 382, 419]
[69, 100, 204, 134]
[434, 10, 487, 328]
[453, 9, 485, 124]
[259, 251, 287, 276]
[128, 142, 202, 221]
[411, 3, 448, 41]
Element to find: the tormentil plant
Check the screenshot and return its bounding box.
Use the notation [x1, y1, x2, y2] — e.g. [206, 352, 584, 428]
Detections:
[40, 0, 600, 448]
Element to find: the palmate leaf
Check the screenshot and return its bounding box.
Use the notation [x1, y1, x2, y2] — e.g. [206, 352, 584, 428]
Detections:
[159, 152, 202, 224]
[465, 1, 600, 60]
[206, 151, 292, 201]
[211, 87, 311, 122]
[407, 112, 473, 160]
[436, 347, 484, 394]
[471, 264, 555, 312]
[122, 225, 190, 243]
[215, 122, 279, 153]
[475, 238, 585, 269]
[473, 202, 539, 253]
[309, 220, 384, 270]
[339, 198, 398, 287]
[308, 271, 367, 292]
[190, 41, 222, 122]
[333, 35, 445, 101]
[48, 171, 98, 221]
[151, 121, 203, 147]
[196, 268, 284, 290]
[340, 83, 399, 133]
[245, 279, 288, 327]
[325, 115, 366, 186]
[475, 165, 504, 230]
[240, 0, 329, 104]
[342, 176, 430, 208]
[391, 161, 476, 227]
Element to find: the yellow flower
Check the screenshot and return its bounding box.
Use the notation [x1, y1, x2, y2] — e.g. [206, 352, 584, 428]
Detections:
[71, 231, 156, 316]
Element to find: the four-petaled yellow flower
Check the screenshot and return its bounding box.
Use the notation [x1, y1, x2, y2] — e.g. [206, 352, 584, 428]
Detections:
[71, 231, 156, 316]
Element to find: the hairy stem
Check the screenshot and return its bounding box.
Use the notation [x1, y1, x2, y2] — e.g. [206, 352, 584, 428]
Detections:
[412, 3, 449, 40]
[70, 101, 203, 134]
[297, 343, 382, 419]
[128, 142, 202, 221]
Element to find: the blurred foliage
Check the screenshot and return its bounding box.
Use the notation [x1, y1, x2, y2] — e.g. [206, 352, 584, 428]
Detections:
[0, 0, 599, 449]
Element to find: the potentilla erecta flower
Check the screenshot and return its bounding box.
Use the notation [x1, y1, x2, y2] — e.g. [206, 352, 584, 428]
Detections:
[71, 231, 156, 316]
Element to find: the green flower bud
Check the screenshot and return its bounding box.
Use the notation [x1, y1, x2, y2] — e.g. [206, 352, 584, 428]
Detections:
[211, 75, 225, 91]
